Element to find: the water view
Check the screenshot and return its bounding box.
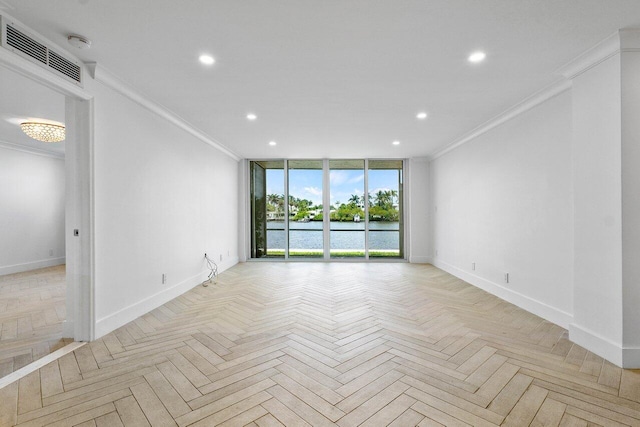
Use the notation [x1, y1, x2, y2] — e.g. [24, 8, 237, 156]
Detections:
[267, 221, 400, 251]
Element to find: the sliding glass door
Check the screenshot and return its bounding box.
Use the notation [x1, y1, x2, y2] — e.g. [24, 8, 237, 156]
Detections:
[250, 160, 285, 258]
[330, 160, 365, 258]
[250, 159, 404, 260]
[288, 160, 324, 258]
[368, 160, 403, 258]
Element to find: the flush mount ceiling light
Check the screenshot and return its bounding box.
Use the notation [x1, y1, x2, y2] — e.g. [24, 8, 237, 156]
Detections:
[247, 113, 257, 120]
[199, 54, 215, 65]
[416, 112, 428, 120]
[468, 51, 486, 63]
[67, 34, 91, 49]
[20, 121, 66, 143]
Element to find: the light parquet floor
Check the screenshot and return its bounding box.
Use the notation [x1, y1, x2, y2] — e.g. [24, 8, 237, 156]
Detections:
[0, 265, 71, 379]
[2, 262, 640, 426]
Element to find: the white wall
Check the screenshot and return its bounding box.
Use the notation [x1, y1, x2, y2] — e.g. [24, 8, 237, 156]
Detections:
[621, 50, 640, 362]
[430, 90, 574, 327]
[0, 145, 65, 275]
[408, 158, 430, 263]
[89, 79, 239, 338]
[570, 54, 624, 359]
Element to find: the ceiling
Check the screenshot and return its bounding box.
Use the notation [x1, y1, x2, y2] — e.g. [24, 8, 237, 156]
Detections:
[1, 0, 640, 159]
[0, 66, 65, 156]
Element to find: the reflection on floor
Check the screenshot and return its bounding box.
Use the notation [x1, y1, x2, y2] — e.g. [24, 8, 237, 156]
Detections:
[0, 265, 71, 378]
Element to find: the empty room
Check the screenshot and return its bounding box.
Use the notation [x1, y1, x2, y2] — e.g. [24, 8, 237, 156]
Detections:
[1, 1, 640, 426]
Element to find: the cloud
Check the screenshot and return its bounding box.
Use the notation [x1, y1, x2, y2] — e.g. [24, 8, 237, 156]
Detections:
[330, 171, 364, 186]
[348, 174, 364, 184]
[304, 186, 322, 196]
[330, 170, 348, 186]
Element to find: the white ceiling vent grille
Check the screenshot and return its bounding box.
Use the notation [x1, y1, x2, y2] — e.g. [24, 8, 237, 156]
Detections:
[1, 16, 83, 86]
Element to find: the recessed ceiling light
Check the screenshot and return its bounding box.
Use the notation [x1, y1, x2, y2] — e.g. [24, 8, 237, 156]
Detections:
[392, 140, 400, 146]
[269, 141, 277, 146]
[416, 112, 428, 120]
[468, 51, 486, 63]
[247, 113, 257, 121]
[199, 54, 215, 65]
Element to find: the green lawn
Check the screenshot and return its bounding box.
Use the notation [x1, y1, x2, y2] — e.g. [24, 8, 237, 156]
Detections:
[265, 249, 400, 258]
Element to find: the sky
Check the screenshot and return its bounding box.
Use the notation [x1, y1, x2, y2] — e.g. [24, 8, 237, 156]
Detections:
[266, 168, 400, 207]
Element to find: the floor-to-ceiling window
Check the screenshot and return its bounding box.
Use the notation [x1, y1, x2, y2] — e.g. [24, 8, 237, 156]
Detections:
[250, 160, 285, 258]
[250, 159, 404, 260]
[368, 160, 403, 258]
[288, 160, 324, 258]
[330, 160, 365, 258]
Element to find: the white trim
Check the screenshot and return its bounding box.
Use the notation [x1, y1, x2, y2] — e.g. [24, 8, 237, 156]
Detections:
[0, 342, 85, 390]
[429, 80, 572, 160]
[87, 63, 241, 161]
[556, 32, 621, 79]
[95, 258, 239, 338]
[556, 29, 640, 80]
[568, 324, 640, 369]
[433, 259, 573, 329]
[568, 323, 623, 367]
[409, 255, 431, 264]
[0, 257, 65, 276]
[0, 139, 64, 159]
[0, 48, 91, 101]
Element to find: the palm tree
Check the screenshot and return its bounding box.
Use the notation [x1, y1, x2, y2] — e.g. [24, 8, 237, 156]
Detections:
[348, 194, 360, 206]
[267, 194, 280, 208]
[375, 190, 388, 207]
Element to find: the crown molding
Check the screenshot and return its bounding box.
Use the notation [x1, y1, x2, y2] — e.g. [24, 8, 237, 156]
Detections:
[87, 63, 241, 161]
[429, 79, 571, 161]
[0, 139, 65, 159]
[556, 29, 640, 80]
[556, 32, 620, 79]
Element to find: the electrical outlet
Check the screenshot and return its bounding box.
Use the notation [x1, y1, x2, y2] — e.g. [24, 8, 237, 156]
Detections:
[504, 273, 509, 284]
[162, 273, 167, 284]
[472, 262, 475, 271]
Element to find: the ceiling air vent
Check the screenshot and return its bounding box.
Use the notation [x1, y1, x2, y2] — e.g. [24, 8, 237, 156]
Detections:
[6, 24, 47, 64]
[0, 16, 83, 86]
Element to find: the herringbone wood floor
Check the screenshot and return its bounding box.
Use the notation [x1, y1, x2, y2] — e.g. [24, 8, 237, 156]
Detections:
[1, 262, 639, 426]
[0, 265, 71, 379]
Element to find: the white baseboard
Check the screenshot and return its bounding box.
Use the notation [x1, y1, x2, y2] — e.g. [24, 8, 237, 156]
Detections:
[566, 323, 640, 368]
[569, 323, 623, 366]
[95, 258, 239, 339]
[0, 257, 66, 276]
[433, 259, 573, 329]
[410, 255, 433, 264]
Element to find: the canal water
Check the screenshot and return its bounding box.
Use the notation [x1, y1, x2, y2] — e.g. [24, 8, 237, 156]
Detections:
[266, 221, 399, 250]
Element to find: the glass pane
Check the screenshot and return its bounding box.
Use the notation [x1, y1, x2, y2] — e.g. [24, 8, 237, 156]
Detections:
[251, 160, 284, 258]
[329, 160, 365, 258]
[288, 160, 323, 258]
[368, 160, 403, 258]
